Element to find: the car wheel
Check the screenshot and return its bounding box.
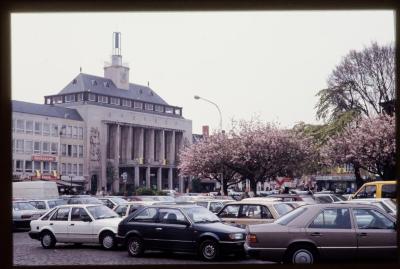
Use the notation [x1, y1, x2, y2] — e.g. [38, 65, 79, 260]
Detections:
[100, 233, 116, 250]
[40, 231, 56, 249]
[199, 240, 219, 261]
[286, 245, 317, 264]
[127, 236, 144, 257]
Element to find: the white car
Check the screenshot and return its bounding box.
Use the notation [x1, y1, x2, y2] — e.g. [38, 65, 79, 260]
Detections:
[194, 199, 235, 213]
[113, 201, 159, 218]
[337, 198, 397, 218]
[29, 204, 122, 250]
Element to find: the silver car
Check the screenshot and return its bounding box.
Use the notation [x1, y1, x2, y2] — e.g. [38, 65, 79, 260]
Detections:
[13, 201, 46, 229]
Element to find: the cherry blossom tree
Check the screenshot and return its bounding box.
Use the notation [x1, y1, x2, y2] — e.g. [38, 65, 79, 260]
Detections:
[321, 115, 395, 186]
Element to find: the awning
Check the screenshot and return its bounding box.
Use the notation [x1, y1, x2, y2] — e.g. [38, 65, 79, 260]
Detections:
[60, 175, 86, 183]
[55, 180, 83, 187]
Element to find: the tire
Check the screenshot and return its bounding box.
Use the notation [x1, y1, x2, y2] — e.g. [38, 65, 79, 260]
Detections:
[285, 245, 317, 264]
[127, 236, 144, 257]
[40, 231, 56, 249]
[199, 239, 220, 261]
[100, 232, 116, 250]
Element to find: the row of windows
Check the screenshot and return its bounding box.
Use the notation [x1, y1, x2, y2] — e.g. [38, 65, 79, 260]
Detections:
[13, 159, 84, 176]
[13, 139, 59, 155]
[61, 144, 84, 158]
[12, 119, 84, 139]
[46, 93, 182, 115]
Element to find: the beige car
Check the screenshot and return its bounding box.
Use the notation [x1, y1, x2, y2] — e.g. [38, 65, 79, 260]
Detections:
[217, 200, 294, 227]
[245, 203, 397, 264]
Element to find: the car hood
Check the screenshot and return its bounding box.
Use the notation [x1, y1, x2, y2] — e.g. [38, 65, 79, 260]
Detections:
[13, 209, 44, 217]
[194, 221, 245, 233]
[93, 217, 122, 227]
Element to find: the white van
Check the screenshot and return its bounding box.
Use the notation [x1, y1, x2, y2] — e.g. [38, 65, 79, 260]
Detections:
[13, 181, 59, 200]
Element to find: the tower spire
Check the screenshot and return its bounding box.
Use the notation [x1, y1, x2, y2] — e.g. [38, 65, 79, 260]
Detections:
[113, 32, 121, 56]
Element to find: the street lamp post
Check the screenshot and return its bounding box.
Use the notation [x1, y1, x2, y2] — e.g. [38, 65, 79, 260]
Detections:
[194, 95, 224, 195]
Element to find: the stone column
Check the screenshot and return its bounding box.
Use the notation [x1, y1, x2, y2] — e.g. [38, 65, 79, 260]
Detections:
[100, 123, 108, 192]
[168, 131, 175, 165]
[147, 129, 155, 163]
[157, 167, 162, 191]
[158, 130, 165, 163]
[168, 168, 173, 190]
[146, 166, 151, 188]
[134, 166, 140, 188]
[113, 124, 120, 194]
[138, 128, 144, 163]
[127, 126, 133, 161]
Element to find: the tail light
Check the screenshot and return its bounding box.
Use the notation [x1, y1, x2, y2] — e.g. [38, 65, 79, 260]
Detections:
[246, 233, 258, 243]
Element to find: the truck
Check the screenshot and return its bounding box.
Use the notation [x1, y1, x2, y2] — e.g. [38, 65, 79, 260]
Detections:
[13, 181, 59, 200]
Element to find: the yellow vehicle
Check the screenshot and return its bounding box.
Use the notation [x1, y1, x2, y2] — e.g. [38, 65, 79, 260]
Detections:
[350, 180, 397, 199]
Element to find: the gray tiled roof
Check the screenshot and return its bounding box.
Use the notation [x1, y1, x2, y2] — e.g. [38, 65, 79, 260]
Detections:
[12, 100, 83, 121]
[57, 73, 169, 105]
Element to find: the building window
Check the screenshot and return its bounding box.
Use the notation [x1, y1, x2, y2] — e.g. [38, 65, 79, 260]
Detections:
[91, 80, 97, 86]
[65, 94, 76, 102]
[43, 123, 50, 136]
[34, 161, 41, 172]
[15, 160, 23, 172]
[51, 162, 58, 171]
[66, 126, 72, 138]
[25, 161, 33, 173]
[144, 103, 154, 111]
[67, 145, 72, 157]
[174, 108, 181, 115]
[110, 97, 120, 105]
[78, 127, 83, 139]
[134, 102, 143, 109]
[165, 107, 174, 114]
[77, 93, 84, 101]
[16, 139, 24, 153]
[72, 164, 77, 175]
[16, 119, 24, 133]
[88, 93, 96, 101]
[61, 144, 66, 156]
[43, 161, 50, 173]
[78, 164, 83, 176]
[61, 163, 66, 175]
[78, 145, 83, 158]
[26, 121, 33, 134]
[53, 96, 63, 104]
[98, 95, 108, 103]
[42, 142, 50, 154]
[34, 141, 41, 154]
[73, 126, 78, 139]
[51, 143, 58, 155]
[122, 99, 131, 107]
[51, 124, 59, 137]
[72, 145, 78, 158]
[34, 122, 42, 135]
[67, 163, 71, 174]
[25, 140, 33, 154]
[155, 105, 164, 112]
[60, 125, 67, 136]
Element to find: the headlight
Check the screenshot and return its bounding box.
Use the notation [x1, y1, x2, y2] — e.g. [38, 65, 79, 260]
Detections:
[229, 233, 244, 240]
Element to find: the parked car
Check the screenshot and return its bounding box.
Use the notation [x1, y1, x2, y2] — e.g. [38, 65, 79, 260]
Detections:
[29, 204, 122, 249]
[13, 201, 46, 229]
[98, 196, 128, 209]
[217, 200, 294, 227]
[28, 199, 67, 211]
[350, 180, 396, 200]
[245, 203, 397, 264]
[313, 193, 347, 203]
[267, 194, 316, 204]
[194, 199, 233, 213]
[135, 196, 175, 202]
[338, 198, 397, 218]
[162, 189, 177, 197]
[116, 204, 246, 261]
[175, 195, 213, 203]
[65, 195, 103, 205]
[13, 181, 59, 200]
[113, 201, 159, 218]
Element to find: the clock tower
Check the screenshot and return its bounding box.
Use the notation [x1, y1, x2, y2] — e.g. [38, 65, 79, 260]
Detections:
[104, 32, 130, 90]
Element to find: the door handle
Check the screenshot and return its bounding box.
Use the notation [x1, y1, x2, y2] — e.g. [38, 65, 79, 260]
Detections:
[310, 232, 321, 236]
[49, 223, 53, 225]
[358, 232, 367, 237]
[155, 227, 163, 231]
[70, 223, 75, 226]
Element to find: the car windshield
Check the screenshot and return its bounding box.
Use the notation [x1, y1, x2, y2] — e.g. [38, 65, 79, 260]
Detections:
[87, 205, 119, 219]
[13, 202, 36, 211]
[110, 197, 128, 204]
[54, 199, 67, 205]
[275, 207, 308, 226]
[183, 207, 221, 224]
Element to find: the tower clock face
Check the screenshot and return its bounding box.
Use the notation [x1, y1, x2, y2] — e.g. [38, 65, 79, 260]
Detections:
[120, 70, 127, 84]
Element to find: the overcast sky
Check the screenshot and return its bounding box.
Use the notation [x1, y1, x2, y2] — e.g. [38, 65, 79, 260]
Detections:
[11, 11, 395, 134]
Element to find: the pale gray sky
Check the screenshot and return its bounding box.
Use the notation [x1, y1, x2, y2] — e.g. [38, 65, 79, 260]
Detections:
[11, 11, 395, 134]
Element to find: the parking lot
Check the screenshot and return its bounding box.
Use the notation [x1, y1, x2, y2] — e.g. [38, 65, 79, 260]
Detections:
[13, 231, 273, 265]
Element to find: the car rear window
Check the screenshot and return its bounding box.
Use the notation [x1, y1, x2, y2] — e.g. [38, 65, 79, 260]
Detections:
[276, 207, 307, 226]
[274, 203, 294, 216]
[381, 184, 396, 199]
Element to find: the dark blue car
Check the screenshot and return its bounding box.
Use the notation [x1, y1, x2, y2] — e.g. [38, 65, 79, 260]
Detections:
[116, 204, 246, 261]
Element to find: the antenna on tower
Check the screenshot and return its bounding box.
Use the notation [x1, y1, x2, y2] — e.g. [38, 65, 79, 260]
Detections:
[147, 81, 150, 87]
[112, 32, 121, 56]
[80, 66, 82, 73]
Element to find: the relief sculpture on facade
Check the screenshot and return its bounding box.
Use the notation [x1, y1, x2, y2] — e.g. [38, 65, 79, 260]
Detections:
[89, 127, 101, 164]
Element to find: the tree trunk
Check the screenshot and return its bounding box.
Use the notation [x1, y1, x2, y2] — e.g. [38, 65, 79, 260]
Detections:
[250, 179, 258, 196]
[382, 164, 396, 180]
[354, 164, 364, 189]
[222, 179, 228, 195]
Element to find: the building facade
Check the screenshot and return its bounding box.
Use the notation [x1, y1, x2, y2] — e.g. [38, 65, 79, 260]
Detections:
[12, 32, 192, 194]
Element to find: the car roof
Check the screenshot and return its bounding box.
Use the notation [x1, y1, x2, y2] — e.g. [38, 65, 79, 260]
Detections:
[305, 202, 385, 209]
[57, 204, 103, 208]
[146, 204, 202, 209]
[223, 200, 285, 205]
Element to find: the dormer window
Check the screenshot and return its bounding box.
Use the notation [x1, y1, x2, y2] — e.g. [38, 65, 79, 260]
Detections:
[104, 81, 110, 87]
[110, 97, 120, 105]
[91, 80, 97, 86]
[65, 94, 76, 103]
[98, 95, 108, 103]
[144, 103, 154, 111]
[134, 101, 143, 109]
[150, 91, 154, 96]
[72, 79, 77, 85]
[139, 89, 143, 94]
